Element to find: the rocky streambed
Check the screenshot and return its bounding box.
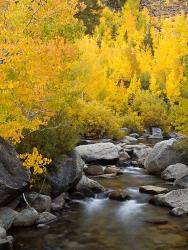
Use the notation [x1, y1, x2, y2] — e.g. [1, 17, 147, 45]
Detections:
[1, 131, 188, 250]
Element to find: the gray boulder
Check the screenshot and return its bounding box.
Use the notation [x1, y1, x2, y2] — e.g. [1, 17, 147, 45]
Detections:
[75, 142, 121, 164]
[76, 174, 105, 193]
[46, 151, 85, 197]
[36, 212, 57, 224]
[0, 207, 18, 230]
[13, 208, 39, 227]
[161, 163, 188, 181]
[25, 192, 51, 213]
[174, 175, 188, 188]
[150, 188, 188, 216]
[144, 139, 187, 174]
[0, 137, 30, 206]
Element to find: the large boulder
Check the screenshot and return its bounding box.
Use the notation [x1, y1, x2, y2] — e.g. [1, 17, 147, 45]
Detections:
[161, 163, 188, 181]
[46, 151, 85, 197]
[0, 138, 30, 206]
[144, 139, 187, 174]
[25, 192, 51, 213]
[75, 142, 121, 164]
[150, 188, 188, 216]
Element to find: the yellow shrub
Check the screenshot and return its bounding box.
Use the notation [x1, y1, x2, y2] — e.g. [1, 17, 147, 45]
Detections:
[72, 101, 123, 139]
[19, 147, 52, 175]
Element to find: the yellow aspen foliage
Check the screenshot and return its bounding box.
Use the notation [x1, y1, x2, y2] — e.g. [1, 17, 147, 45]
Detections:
[19, 147, 52, 175]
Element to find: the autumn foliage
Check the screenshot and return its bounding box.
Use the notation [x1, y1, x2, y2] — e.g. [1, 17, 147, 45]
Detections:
[0, 0, 188, 165]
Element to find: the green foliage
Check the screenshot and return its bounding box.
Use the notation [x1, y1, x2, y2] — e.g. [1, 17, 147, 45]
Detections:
[16, 113, 80, 160]
[76, 0, 103, 34]
[173, 137, 188, 162]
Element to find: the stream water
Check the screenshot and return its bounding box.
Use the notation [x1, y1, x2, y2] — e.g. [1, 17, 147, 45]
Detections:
[13, 166, 188, 250]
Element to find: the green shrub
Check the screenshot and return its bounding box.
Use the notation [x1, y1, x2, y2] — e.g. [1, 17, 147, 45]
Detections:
[16, 112, 80, 160]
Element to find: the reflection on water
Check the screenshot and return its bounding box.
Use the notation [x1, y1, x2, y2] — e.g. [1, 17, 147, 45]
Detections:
[13, 165, 188, 250]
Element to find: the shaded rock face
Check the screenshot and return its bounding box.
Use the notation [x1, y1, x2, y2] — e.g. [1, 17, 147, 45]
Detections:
[175, 175, 188, 189]
[144, 139, 187, 174]
[150, 188, 188, 216]
[161, 163, 188, 181]
[0, 137, 30, 206]
[46, 151, 85, 197]
[75, 142, 121, 164]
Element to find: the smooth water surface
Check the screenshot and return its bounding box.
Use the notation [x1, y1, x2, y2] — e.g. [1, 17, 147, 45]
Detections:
[13, 166, 188, 250]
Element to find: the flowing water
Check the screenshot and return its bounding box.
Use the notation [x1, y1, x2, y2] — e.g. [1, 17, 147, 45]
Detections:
[13, 166, 188, 250]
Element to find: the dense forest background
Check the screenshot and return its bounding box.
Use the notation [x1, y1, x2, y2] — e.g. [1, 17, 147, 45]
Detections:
[0, 0, 187, 165]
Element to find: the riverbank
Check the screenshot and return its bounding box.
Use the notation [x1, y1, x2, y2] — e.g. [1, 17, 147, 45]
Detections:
[0, 129, 188, 250]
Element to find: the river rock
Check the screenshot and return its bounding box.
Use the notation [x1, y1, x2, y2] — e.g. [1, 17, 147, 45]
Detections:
[139, 185, 168, 195]
[108, 190, 130, 201]
[174, 175, 188, 188]
[51, 193, 65, 211]
[149, 127, 163, 139]
[123, 144, 152, 165]
[124, 136, 138, 143]
[36, 212, 57, 224]
[0, 137, 30, 206]
[129, 133, 140, 139]
[0, 237, 13, 250]
[13, 208, 39, 227]
[104, 166, 122, 175]
[84, 165, 104, 176]
[144, 139, 187, 174]
[25, 192, 51, 213]
[75, 142, 121, 164]
[0, 227, 6, 239]
[150, 188, 188, 216]
[0, 207, 18, 230]
[161, 163, 188, 181]
[76, 174, 105, 193]
[46, 151, 85, 197]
